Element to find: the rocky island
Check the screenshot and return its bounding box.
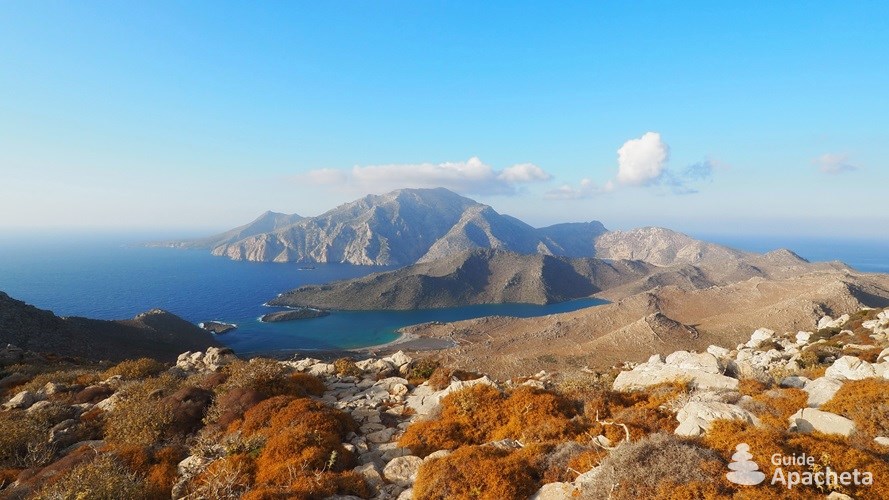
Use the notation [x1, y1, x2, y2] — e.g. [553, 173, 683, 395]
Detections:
[259, 308, 330, 322]
[198, 321, 237, 334]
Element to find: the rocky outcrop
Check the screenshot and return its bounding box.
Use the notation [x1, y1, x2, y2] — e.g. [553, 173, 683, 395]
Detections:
[612, 351, 739, 392]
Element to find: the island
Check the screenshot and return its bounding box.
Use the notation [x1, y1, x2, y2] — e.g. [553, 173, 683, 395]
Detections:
[198, 321, 238, 334]
[259, 308, 329, 323]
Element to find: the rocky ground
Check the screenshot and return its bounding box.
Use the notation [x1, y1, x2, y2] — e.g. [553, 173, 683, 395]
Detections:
[1, 307, 889, 499]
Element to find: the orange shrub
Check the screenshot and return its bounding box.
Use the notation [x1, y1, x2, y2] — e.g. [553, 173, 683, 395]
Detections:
[399, 384, 589, 457]
[242, 470, 369, 500]
[746, 388, 809, 429]
[414, 445, 539, 500]
[821, 378, 889, 437]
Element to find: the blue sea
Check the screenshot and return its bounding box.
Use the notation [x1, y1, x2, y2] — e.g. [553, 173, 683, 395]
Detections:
[0, 231, 886, 355]
[0, 232, 606, 355]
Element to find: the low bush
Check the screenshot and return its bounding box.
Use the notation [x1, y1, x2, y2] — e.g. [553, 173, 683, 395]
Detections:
[104, 374, 182, 447]
[581, 433, 726, 499]
[413, 445, 540, 500]
[821, 378, 889, 437]
[32, 453, 148, 499]
[399, 384, 587, 457]
[219, 359, 320, 398]
[333, 358, 362, 378]
[0, 403, 75, 468]
[404, 357, 439, 385]
[101, 358, 166, 380]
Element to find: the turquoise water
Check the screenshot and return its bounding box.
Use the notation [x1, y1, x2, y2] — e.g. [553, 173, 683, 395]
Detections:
[0, 233, 605, 354]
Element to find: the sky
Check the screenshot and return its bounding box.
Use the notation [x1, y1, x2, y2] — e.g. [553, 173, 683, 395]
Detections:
[1, 2, 888, 238]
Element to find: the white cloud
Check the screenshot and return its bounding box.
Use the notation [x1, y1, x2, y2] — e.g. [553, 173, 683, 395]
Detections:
[545, 178, 613, 200]
[498, 163, 552, 183]
[815, 153, 858, 174]
[616, 132, 670, 186]
[297, 157, 552, 196]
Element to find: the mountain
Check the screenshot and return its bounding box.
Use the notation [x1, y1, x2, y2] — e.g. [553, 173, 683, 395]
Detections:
[269, 249, 657, 310]
[160, 188, 821, 272]
[0, 292, 221, 362]
[171, 188, 589, 266]
[151, 211, 304, 250]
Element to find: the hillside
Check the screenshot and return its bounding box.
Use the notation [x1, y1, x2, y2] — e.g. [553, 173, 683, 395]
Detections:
[0, 292, 221, 362]
[395, 269, 889, 379]
[269, 242, 846, 311]
[2, 308, 889, 499]
[269, 249, 656, 310]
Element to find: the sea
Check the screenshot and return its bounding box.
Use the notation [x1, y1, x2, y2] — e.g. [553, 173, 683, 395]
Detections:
[0, 231, 886, 356]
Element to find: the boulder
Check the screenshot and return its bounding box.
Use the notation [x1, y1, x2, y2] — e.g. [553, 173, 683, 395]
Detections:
[675, 401, 760, 437]
[203, 347, 236, 371]
[876, 347, 889, 363]
[383, 351, 412, 369]
[706, 345, 731, 360]
[4, 390, 38, 410]
[531, 482, 580, 499]
[383, 455, 423, 487]
[825, 356, 877, 380]
[796, 331, 813, 344]
[803, 377, 844, 407]
[664, 351, 721, 374]
[612, 364, 738, 392]
[789, 408, 855, 437]
[779, 376, 810, 389]
[746, 328, 775, 348]
[874, 437, 889, 447]
[353, 463, 384, 490]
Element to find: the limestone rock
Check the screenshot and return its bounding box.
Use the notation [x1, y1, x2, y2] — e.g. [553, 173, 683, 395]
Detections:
[405, 376, 498, 418]
[383, 455, 423, 487]
[789, 408, 855, 437]
[664, 351, 721, 374]
[803, 377, 844, 407]
[3, 390, 38, 410]
[383, 351, 412, 369]
[531, 482, 580, 499]
[746, 328, 775, 348]
[779, 376, 810, 389]
[675, 401, 760, 437]
[825, 356, 877, 380]
[612, 363, 738, 392]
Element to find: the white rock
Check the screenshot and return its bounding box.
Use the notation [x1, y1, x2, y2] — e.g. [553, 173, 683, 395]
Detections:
[789, 408, 856, 437]
[818, 315, 834, 330]
[803, 377, 844, 407]
[308, 363, 336, 376]
[825, 356, 877, 380]
[423, 450, 451, 461]
[27, 400, 53, 414]
[796, 331, 813, 344]
[675, 401, 760, 436]
[874, 437, 889, 447]
[706, 345, 731, 359]
[383, 351, 412, 369]
[3, 390, 38, 410]
[383, 455, 423, 487]
[746, 328, 775, 348]
[665, 351, 721, 374]
[648, 354, 664, 364]
[876, 347, 889, 363]
[397, 488, 413, 500]
[612, 364, 738, 392]
[530, 482, 580, 499]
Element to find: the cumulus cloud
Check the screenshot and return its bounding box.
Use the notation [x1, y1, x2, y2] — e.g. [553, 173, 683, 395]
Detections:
[616, 132, 670, 186]
[296, 157, 552, 196]
[547, 133, 723, 199]
[815, 153, 858, 174]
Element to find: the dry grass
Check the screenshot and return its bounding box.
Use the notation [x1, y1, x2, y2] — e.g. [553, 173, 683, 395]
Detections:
[413, 445, 540, 500]
[821, 378, 889, 438]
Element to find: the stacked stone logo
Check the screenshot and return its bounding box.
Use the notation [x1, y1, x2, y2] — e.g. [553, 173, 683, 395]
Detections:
[726, 443, 766, 486]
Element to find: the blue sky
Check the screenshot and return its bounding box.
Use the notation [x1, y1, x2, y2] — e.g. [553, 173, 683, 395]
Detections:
[1, 2, 887, 237]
